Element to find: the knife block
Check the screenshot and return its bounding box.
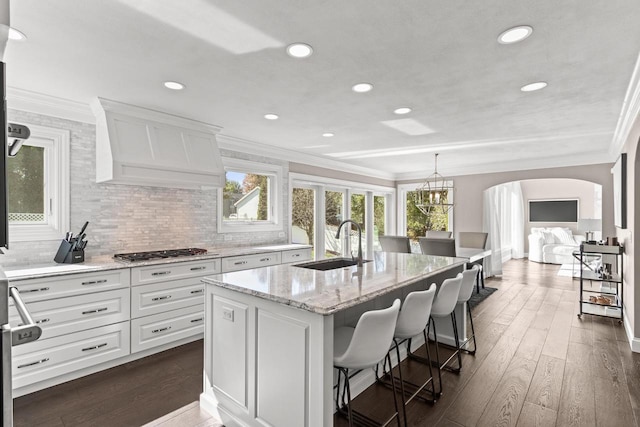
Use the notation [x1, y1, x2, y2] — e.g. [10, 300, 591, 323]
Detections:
[54, 239, 85, 264]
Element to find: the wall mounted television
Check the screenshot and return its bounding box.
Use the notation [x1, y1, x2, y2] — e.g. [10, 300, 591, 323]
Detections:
[528, 199, 578, 223]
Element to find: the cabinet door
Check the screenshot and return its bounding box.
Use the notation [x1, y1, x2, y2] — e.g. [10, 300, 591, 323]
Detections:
[131, 259, 220, 286]
[9, 288, 130, 340]
[221, 252, 281, 273]
[130, 305, 204, 353]
[131, 278, 204, 319]
[13, 322, 130, 389]
[10, 270, 130, 303]
[281, 248, 312, 263]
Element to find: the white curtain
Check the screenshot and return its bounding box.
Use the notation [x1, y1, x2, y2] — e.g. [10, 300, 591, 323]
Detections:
[483, 181, 525, 276]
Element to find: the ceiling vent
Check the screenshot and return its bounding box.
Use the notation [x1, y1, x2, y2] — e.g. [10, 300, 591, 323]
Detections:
[91, 98, 225, 189]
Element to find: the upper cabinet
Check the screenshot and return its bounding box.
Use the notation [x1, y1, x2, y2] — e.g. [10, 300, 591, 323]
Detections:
[91, 98, 225, 189]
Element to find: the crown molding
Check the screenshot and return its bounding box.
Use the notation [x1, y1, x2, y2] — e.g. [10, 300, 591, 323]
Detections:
[611, 52, 640, 156]
[6, 87, 95, 124]
[216, 133, 396, 181]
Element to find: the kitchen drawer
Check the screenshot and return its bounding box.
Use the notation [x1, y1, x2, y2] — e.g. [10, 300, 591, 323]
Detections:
[221, 252, 281, 273]
[131, 278, 204, 319]
[9, 269, 130, 303]
[12, 322, 130, 389]
[131, 305, 204, 353]
[9, 288, 130, 340]
[131, 259, 220, 286]
[281, 248, 312, 263]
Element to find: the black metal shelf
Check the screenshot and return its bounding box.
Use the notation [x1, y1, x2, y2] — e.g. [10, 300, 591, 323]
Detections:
[578, 245, 623, 323]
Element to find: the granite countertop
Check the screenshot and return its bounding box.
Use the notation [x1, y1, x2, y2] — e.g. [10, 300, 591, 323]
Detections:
[3, 244, 311, 281]
[202, 252, 467, 315]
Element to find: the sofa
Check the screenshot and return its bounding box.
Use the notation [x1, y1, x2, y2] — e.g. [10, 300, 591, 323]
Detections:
[528, 227, 585, 264]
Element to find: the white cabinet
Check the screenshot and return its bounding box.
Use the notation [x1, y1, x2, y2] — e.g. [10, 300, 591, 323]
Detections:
[10, 269, 129, 303]
[281, 248, 312, 264]
[131, 259, 220, 286]
[92, 97, 225, 189]
[131, 305, 204, 353]
[131, 278, 204, 319]
[12, 322, 130, 390]
[221, 252, 281, 273]
[9, 288, 130, 340]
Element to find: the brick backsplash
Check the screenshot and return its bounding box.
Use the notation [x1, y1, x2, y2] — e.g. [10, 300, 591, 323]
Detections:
[1, 110, 289, 267]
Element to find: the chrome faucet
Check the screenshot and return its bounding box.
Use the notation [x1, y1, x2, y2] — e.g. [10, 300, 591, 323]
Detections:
[335, 219, 363, 267]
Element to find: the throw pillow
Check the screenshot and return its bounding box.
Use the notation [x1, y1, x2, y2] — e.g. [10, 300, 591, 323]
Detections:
[551, 227, 576, 245]
[540, 230, 556, 245]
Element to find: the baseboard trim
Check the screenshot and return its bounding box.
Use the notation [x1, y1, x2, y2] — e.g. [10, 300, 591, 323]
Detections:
[623, 310, 640, 353]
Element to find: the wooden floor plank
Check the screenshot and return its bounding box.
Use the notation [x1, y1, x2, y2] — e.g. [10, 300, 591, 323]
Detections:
[514, 327, 547, 362]
[476, 356, 536, 427]
[594, 373, 635, 427]
[524, 355, 565, 411]
[541, 300, 574, 360]
[515, 402, 558, 427]
[557, 361, 596, 427]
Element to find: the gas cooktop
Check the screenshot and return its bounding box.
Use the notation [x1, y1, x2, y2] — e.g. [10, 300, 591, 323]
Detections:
[113, 248, 209, 263]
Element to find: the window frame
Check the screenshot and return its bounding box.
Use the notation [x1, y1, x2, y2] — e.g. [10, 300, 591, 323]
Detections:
[217, 158, 283, 232]
[289, 172, 395, 260]
[8, 124, 70, 242]
[397, 181, 455, 237]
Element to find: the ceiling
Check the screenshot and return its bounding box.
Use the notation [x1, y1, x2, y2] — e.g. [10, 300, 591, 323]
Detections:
[5, 0, 640, 179]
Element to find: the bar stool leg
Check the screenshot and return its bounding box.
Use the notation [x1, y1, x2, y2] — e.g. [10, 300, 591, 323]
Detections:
[428, 318, 443, 396]
[392, 339, 408, 427]
[450, 313, 462, 371]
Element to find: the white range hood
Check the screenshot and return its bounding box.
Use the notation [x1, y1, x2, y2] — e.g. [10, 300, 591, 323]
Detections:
[91, 98, 225, 189]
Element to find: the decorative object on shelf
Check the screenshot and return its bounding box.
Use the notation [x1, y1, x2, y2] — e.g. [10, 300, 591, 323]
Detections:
[577, 218, 601, 243]
[611, 153, 627, 229]
[414, 153, 454, 215]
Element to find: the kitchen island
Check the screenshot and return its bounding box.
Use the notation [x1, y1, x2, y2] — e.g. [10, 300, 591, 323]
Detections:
[200, 251, 466, 427]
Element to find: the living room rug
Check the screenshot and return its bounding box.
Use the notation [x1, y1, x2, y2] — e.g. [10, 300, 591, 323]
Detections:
[469, 287, 498, 310]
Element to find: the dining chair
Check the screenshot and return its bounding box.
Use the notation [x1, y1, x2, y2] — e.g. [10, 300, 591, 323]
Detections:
[379, 236, 412, 253]
[425, 230, 452, 238]
[418, 237, 456, 257]
[334, 299, 402, 427]
[458, 232, 488, 292]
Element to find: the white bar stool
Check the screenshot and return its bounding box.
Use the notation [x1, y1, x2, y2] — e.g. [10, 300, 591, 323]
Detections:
[334, 299, 402, 427]
[429, 274, 464, 391]
[377, 284, 437, 424]
[457, 265, 480, 354]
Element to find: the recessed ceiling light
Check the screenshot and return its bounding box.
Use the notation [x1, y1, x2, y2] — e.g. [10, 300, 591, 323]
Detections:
[264, 113, 279, 120]
[163, 81, 185, 90]
[8, 27, 26, 41]
[352, 83, 373, 93]
[520, 81, 547, 92]
[322, 132, 334, 137]
[393, 107, 412, 115]
[286, 43, 313, 58]
[498, 25, 533, 44]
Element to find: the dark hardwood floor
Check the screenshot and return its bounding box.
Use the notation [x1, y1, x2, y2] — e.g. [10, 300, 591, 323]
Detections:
[13, 259, 640, 426]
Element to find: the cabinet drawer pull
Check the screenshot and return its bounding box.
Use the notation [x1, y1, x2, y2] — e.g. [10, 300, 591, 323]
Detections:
[81, 279, 108, 286]
[22, 287, 49, 293]
[152, 326, 172, 334]
[151, 271, 171, 276]
[152, 295, 172, 301]
[291, 254, 300, 258]
[190, 289, 204, 295]
[82, 343, 108, 352]
[260, 258, 271, 262]
[190, 266, 206, 271]
[234, 261, 247, 266]
[82, 307, 108, 315]
[18, 318, 50, 327]
[18, 358, 50, 369]
[190, 318, 203, 323]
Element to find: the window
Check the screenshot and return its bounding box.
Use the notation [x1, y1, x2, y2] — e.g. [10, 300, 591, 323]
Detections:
[8, 124, 70, 242]
[398, 183, 453, 252]
[290, 173, 394, 260]
[217, 158, 282, 232]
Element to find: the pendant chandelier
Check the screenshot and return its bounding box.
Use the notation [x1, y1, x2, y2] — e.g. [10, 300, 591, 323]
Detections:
[414, 153, 454, 215]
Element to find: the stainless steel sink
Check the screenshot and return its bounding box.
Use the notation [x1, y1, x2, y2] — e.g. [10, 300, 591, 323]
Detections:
[294, 257, 371, 271]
